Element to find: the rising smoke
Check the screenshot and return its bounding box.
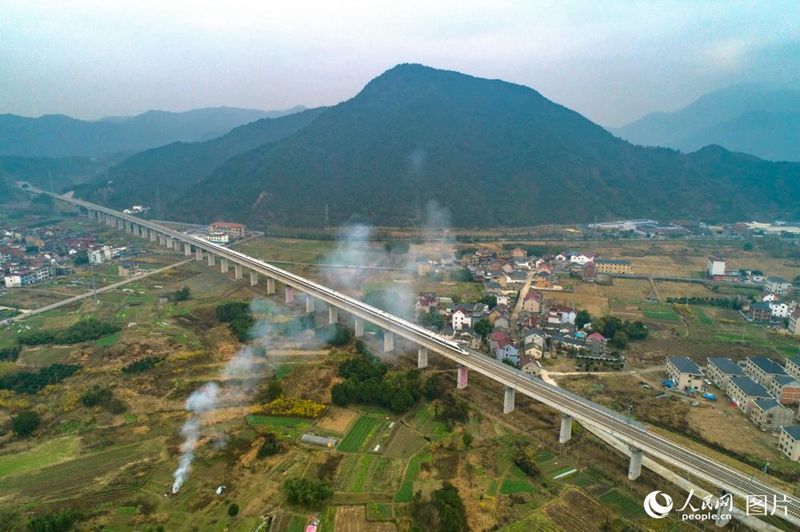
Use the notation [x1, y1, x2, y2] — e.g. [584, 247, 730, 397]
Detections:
[171, 306, 276, 494]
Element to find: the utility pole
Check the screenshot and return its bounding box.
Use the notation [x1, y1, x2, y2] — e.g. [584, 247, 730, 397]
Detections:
[88, 249, 99, 304]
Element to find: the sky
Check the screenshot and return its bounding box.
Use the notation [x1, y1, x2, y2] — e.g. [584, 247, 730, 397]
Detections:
[2, 0, 799, 126]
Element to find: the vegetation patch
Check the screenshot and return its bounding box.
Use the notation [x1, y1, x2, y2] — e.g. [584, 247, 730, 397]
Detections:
[246, 415, 312, 428]
[500, 479, 536, 494]
[338, 416, 387, 452]
[0, 363, 81, 394]
[260, 397, 326, 418]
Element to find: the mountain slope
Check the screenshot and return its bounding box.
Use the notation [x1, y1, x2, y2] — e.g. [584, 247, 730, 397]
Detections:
[79, 107, 326, 212]
[165, 65, 800, 229]
[0, 155, 117, 190]
[0, 106, 304, 158]
[613, 85, 800, 161]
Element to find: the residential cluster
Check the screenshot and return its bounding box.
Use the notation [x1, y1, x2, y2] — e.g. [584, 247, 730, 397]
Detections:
[585, 218, 800, 238]
[665, 356, 800, 461]
[1, 223, 90, 288]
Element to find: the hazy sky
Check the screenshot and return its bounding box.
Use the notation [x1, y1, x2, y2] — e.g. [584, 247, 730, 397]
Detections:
[2, 0, 799, 126]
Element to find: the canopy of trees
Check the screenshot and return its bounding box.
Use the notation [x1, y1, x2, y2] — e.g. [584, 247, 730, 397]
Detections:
[215, 301, 255, 341]
[17, 319, 121, 346]
[80, 385, 127, 414]
[0, 346, 21, 362]
[0, 364, 80, 394]
[283, 477, 332, 507]
[588, 315, 649, 344]
[315, 323, 353, 346]
[433, 482, 469, 532]
[121, 356, 164, 374]
[331, 341, 422, 413]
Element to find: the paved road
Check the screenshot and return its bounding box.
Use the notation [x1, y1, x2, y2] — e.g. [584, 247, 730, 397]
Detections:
[9, 259, 194, 322]
[26, 186, 800, 527]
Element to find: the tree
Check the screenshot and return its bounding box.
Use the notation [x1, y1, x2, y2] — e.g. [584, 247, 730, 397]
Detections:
[73, 253, 89, 266]
[227, 503, 239, 518]
[743, 242, 754, 251]
[479, 294, 497, 308]
[473, 318, 492, 339]
[449, 269, 473, 282]
[462, 431, 473, 448]
[611, 331, 629, 349]
[11, 410, 41, 437]
[575, 309, 591, 329]
[423, 374, 442, 400]
[266, 379, 283, 401]
[433, 482, 469, 532]
[258, 432, 281, 458]
[172, 286, 191, 301]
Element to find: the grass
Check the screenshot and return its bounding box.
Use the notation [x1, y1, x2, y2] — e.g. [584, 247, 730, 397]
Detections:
[0, 437, 78, 478]
[394, 480, 414, 503]
[0, 362, 19, 377]
[338, 416, 385, 452]
[641, 302, 681, 321]
[95, 332, 122, 347]
[276, 364, 293, 381]
[245, 415, 312, 428]
[500, 479, 536, 494]
[318, 506, 336, 532]
[287, 515, 307, 532]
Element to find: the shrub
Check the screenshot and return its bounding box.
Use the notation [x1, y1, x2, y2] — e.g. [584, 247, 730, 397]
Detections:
[25, 508, 83, 532]
[433, 482, 468, 532]
[216, 301, 250, 322]
[12, 410, 41, 437]
[257, 432, 281, 458]
[121, 356, 165, 374]
[80, 385, 127, 414]
[261, 397, 326, 418]
[0, 364, 80, 394]
[0, 346, 21, 362]
[17, 319, 120, 346]
[227, 503, 239, 518]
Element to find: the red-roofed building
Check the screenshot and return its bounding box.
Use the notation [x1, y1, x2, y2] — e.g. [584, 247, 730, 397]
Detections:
[209, 222, 246, 238]
[522, 290, 543, 313]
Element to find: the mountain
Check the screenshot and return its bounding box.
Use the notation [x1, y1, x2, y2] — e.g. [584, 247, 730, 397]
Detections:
[612, 85, 800, 161]
[159, 64, 800, 229]
[0, 106, 305, 158]
[78, 107, 326, 213]
[0, 155, 118, 191]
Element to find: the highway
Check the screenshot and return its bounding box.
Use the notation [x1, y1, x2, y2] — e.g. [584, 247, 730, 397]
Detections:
[24, 186, 800, 526]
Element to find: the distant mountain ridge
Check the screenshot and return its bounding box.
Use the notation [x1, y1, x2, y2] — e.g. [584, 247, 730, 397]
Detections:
[78, 107, 327, 213]
[0, 106, 306, 158]
[612, 84, 800, 161]
[146, 64, 800, 228]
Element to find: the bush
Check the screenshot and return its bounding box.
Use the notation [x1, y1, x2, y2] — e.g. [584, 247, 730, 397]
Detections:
[25, 508, 83, 532]
[283, 477, 332, 507]
[80, 385, 127, 413]
[17, 319, 120, 346]
[216, 301, 250, 322]
[261, 397, 326, 418]
[514, 448, 541, 478]
[257, 432, 281, 458]
[12, 410, 41, 437]
[0, 346, 21, 362]
[172, 286, 191, 302]
[433, 482, 468, 532]
[0, 364, 81, 394]
[315, 323, 353, 346]
[227, 503, 239, 518]
[121, 356, 165, 374]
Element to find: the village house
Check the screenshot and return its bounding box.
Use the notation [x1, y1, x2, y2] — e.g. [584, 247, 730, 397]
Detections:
[707, 256, 726, 277]
[594, 259, 632, 275]
[778, 426, 800, 461]
[765, 276, 792, 296]
[582, 261, 597, 281]
[768, 375, 800, 405]
[118, 262, 140, 277]
[749, 302, 772, 322]
[705, 357, 746, 391]
[488, 331, 511, 352]
[665, 357, 704, 391]
[748, 399, 795, 432]
[727, 376, 774, 414]
[451, 306, 473, 331]
[789, 311, 800, 336]
[519, 356, 542, 376]
[493, 315, 510, 331]
[208, 221, 246, 239]
[569, 252, 595, 265]
[585, 332, 606, 357]
[785, 357, 800, 380]
[521, 290, 543, 313]
[415, 293, 437, 313]
[744, 357, 788, 386]
[769, 300, 793, 319]
[510, 247, 527, 260]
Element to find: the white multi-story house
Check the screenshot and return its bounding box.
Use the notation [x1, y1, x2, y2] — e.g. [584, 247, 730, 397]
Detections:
[769, 301, 792, 318]
[451, 308, 472, 331]
[766, 277, 792, 296]
[707, 257, 726, 276]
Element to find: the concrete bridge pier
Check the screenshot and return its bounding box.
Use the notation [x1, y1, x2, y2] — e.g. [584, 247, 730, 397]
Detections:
[417, 347, 428, 369]
[285, 286, 295, 303]
[354, 317, 364, 337]
[220, 258, 228, 273]
[149, 229, 157, 242]
[166, 237, 174, 250]
[184, 242, 192, 256]
[266, 277, 275, 295]
[328, 307, 338, 325]
[503, 386, 516, 414]
[157, 233, 165, 246]
[234, 264, 243, 280]
[116, 218, 123, 230]
[195, 248, 203, 261]
[384, 331, 394, 352]
[559, 414, 573, 443]
[207, 253, 216, 266]
[306, 295, 315, 313]
[250, 271, 258, 286]
[106, 215, 115, 227]
[628, 447, 643, 480]
[457, 365, 469, 389]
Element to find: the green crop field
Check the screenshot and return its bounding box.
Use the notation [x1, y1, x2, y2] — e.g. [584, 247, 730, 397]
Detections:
[394, 480, 414, 503]
[245, 415, 311, 428]
[96, 332, 122, 347]
[599, 489, 646, 519]
[0, 437, 79, 478]
[500, 479, 536, 494]
[642, 302, 680, 321]
[338, 416, 387, 452]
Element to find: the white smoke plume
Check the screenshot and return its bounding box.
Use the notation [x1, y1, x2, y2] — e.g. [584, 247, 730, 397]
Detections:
[323, 223, 379, 291]
[171, 304, 276, 494]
